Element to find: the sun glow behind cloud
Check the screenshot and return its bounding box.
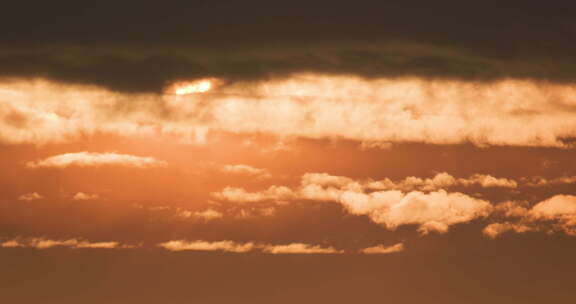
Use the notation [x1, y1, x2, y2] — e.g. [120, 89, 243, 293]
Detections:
[170, 79, 214, 95]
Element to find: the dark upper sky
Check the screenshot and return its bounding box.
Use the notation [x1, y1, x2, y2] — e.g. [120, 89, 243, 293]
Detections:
[1, 1, 576, 92]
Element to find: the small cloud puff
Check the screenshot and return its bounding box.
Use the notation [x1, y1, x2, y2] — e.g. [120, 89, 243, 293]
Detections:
[18, 192, 44, 201]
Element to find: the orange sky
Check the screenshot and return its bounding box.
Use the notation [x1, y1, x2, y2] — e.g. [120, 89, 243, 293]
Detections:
[2, 2, 576, 303]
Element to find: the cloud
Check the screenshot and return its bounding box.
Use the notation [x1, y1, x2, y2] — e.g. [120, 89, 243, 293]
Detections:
[212, 172, 576, 235]
[132, 204, 225, 222]
[366, 172, 518, 192]
[26, 152, 167, 169]
[221, 164, 271, 179]
[340, 190, 492, 234]
[72, 192, 99, 200]
[523, 176, 576, 187]
[531, 195, 576, 219]
[1, 76, 576, 147]
[483, 223, 534, 239]
[261, 243, 342, 254]
[213, 186, 295, 203]
[177, 209, 224, 221]
[18, 192, 44, 201]
[360, 243, 405, 254]
[157, 240, 256, 253]
[484, 195, 576, 238]
[157, 240, 342, 254]
[0, 237, 132, 249]
[213, 174, 493, 234]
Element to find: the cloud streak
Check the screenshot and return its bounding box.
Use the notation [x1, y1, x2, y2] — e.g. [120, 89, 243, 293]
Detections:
[26, 152, 166, 169]
[0, 237, 133, 249]
[360, 243, 405, 254]
[157, 240, 397, 254]
[18, 192, 43, 201]
[221, 164, 271, 179]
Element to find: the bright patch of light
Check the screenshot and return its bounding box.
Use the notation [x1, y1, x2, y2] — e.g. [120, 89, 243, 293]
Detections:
[171, 79, 213, 95]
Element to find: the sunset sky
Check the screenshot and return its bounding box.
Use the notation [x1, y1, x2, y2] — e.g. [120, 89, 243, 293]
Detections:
[1, 1, 576, 303]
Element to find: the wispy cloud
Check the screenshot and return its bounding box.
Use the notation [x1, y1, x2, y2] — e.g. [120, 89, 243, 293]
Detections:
[18, 192, 44, 201]
[360, 243, 405, 254]
[157, 240, 256, 253]
[72, 192, 99, 200]
[26, 152, 166, 169]
[156, 240, 374, 254]
[221, 164, 271, 179]
[0, 237, 134, 249]
[261, 243, 342, 254]
[157, 240, 407, 254]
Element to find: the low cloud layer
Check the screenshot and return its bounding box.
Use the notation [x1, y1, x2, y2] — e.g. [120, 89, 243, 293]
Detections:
[1, 76, 576, 147]
[26, 152, 167, 169]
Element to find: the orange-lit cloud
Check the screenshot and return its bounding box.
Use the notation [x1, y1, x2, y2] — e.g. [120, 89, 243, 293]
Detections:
[18, 192, 44, 201]
[212, 174, 494, 234]
[308, 172, 519, 192]
[132, 205, 224, 222]
[26, 152, 167, 169]
[72, 192, 99, 200]
[157, 240, 256, 252]
[0, 238, 132, 249]
[157, 240, 343, 254]
[261, 243, 342, 254]
[176, 209, 224, 221]
[213, 186, 295, 203]
[360, 243, 405, 254]
[484, 195, 576, 238]
[221, 164, 271, 179]
[483, 223, 534, 239]
[1, 75, 576, 147]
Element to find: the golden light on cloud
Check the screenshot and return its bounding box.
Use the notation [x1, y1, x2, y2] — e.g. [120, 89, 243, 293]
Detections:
[170, 78, 215, 95]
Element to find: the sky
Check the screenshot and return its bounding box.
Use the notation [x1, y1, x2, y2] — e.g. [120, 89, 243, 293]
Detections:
[1, 1, 576, 303]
